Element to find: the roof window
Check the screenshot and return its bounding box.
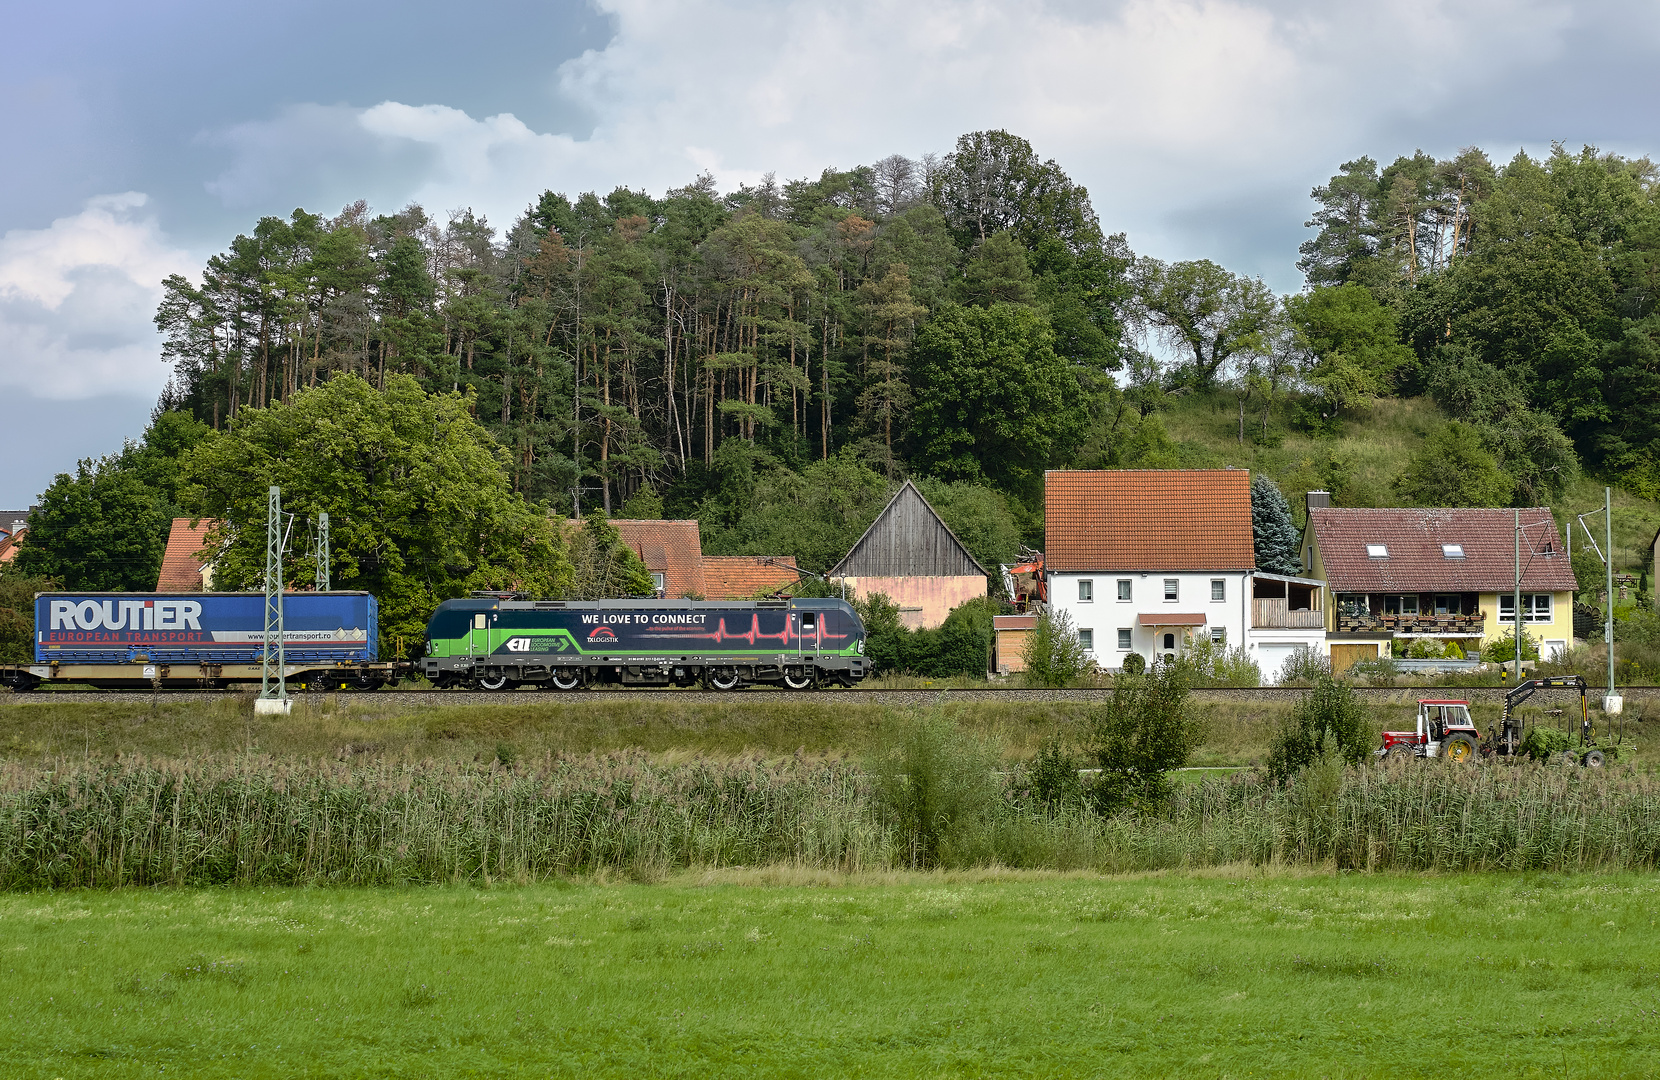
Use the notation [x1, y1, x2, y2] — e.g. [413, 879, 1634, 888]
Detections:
[1442, 544, 1465, 559]
[1366, 544, 1388, 558]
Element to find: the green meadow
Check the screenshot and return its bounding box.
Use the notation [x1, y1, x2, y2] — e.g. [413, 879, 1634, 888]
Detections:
[2, 871, 1657, 1078]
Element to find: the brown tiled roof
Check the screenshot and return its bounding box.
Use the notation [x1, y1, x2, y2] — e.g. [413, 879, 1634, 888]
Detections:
[587, 519, 706, 598]
[702, 556, 799, 599]
[0, 529, 21, 564]
[1309, 507, 1577, 592]
[1138, 612, 1206, 626]
[993, 615, 1036, 631]
[1044, 470, 1255, 572]
[156, 518, 215, 591]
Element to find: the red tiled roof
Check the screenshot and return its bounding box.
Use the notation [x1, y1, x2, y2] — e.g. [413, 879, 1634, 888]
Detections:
[156, 518, 215, 591]
[702, 556, 799, 599]
[1138, 612, 1206, 626]
[591, 520, 706, 598]
[1309, 507, 1577, 593]
[1044, 470, 1255, 572]
[0, 528, 21, 564]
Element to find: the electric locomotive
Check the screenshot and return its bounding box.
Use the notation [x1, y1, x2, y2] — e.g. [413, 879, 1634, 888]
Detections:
[420, 595, 867, 690]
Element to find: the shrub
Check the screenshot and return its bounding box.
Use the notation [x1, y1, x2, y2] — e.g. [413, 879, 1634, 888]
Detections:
[1483, 628, 1539, 663]
[1175, 637, 1261, 687]
[1084, 661, 1204, 813]
[1518, 725, 1572, 763]
[1120, 652, 1145, 675]
[867, 713, 1002, 867]
[1266, 672, 1372, 783]
[1277, 649, 1331, 687]
[1347, 655, 1400, 686]
[1024, 737, 1085, 813]
[1022, 609, 1090, 687]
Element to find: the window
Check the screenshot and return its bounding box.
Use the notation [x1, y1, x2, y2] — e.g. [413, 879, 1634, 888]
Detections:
[1078, 579, 1094, 602]
[1337, 594, 1369, 617]
[1164, 578, 1179, 601]
[1210, 626, 1226, 646]
[1211, 579, 1225, 601]
[1078, 629, 1094, 652]
[1117, 579, 1132, 601]
[1117, 628, 1133, 650]
[1499, 594, 1554, 623]
[1433, 594, 1461, 615]
[651, 571, 667, 594]
[1366, 544, 1389, 558]
[1304, 546, 1312, 570]
[1162, 632, 1176, 650]
[1383, 594, 1419, 616]
[1441, 544, 1465, 559]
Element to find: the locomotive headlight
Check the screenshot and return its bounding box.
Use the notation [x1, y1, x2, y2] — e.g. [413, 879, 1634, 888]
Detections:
[856, 639, 864, 655]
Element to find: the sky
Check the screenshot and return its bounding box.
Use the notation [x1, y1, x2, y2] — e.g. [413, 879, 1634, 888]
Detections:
[3, 0, 1659, 507]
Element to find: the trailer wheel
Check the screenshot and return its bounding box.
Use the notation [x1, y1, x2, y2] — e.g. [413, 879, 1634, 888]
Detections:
[1443, 735, 1477, 764]
[550, 669, 584, 692]
[1558, 749, 1580, 767]
[477, 672, 512, 692]
[1583, 749, 1606, 768]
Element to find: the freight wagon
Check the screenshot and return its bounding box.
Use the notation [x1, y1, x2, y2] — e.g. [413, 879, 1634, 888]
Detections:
[420, 596, 867, 690]
[1, 591, 397, 690]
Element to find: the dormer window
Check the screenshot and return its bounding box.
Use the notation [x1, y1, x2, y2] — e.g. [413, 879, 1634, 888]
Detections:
[1441, 544, 1464, 559]
[1366, 544, 1388, 558]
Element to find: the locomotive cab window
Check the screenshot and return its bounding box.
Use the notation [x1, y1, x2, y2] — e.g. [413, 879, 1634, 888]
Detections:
[473, 614, 487, 629]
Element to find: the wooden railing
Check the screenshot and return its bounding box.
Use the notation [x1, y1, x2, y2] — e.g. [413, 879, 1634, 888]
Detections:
[1334, 612, 1486, 633]
[1251, 599, 1325, 629]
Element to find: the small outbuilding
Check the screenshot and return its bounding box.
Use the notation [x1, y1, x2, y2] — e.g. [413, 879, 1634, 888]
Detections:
[830, 480, 987, 630]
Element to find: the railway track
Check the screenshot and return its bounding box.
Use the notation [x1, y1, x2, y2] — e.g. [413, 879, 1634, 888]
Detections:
[5, 684, 1651, 706]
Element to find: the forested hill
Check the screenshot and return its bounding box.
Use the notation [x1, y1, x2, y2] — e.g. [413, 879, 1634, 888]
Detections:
[134, 131, 1659, 577]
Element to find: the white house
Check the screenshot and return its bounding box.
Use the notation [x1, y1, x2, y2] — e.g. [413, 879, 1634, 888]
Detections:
[1044, 469, 1325, 682]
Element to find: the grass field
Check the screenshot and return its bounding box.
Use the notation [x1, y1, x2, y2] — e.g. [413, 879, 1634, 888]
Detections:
[1, 871, 1656, 1078]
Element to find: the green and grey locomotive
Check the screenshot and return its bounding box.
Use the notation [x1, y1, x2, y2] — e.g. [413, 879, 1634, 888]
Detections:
[420, 596, 867, 691]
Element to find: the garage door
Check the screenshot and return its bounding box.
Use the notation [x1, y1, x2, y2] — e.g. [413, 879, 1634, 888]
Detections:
[1258, 644, 1303, 684]
[1330, 643, 1379, 674]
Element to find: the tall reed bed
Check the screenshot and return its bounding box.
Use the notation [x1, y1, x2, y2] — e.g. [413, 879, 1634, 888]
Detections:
[1, 755, 1657, 887]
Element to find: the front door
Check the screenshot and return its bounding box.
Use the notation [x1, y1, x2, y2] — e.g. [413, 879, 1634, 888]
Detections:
[468, 612, 488, 657]
[798, 611, 820, 658]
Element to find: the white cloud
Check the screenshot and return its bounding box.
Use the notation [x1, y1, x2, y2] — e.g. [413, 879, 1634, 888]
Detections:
[195, 0, 1582, 283]
[0, 193, 193, 400]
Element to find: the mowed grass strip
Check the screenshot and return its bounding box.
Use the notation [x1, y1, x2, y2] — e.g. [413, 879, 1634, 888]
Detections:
[1, 872, 1657, 1078]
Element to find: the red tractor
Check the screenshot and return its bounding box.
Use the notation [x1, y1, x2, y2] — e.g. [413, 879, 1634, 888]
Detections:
[1377, 699, 1481, 763]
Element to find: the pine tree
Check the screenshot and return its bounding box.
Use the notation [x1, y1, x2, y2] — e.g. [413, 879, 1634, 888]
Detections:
[1251, 476, 1301, 574]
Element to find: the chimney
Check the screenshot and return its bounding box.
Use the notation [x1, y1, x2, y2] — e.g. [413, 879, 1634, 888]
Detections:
[1306, 491, 1331, 514]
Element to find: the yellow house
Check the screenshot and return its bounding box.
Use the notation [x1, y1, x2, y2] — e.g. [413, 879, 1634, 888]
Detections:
[1301, 504, 1577, 665]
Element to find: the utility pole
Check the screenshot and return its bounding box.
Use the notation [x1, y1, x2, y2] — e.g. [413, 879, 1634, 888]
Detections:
[314, 511, 330, 593]
[1605, 486, 1618, 713]
[1514, 509, 1523, 683]
[256, 485, 291, 715]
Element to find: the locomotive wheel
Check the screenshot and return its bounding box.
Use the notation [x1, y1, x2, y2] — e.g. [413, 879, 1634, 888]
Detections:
[707, 669, 741, 692]
[782, 669, 814, 691]
[1443, 736, 1477, 764]
[550, 669, 584, 692]
[1583, 749, 1606, 768]
[477, 672, 512, 692]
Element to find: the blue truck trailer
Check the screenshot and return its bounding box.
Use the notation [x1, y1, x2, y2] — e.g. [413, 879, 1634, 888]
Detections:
[2, 591, 398, 690]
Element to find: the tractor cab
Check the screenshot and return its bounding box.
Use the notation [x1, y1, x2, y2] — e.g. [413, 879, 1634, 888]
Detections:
[1378, 699, 1481, 762]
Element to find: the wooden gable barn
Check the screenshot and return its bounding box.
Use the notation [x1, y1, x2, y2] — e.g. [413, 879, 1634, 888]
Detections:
[831, 481, 987, 629]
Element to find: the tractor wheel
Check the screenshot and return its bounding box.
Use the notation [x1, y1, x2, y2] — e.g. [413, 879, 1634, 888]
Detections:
[1583, 749, 1606, 768]
[1386, 743, 1417, 763]
[1443, 736, 1478, 764]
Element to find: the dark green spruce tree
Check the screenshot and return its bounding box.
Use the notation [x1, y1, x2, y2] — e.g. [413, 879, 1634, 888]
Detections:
[1251, 476, 1301, 574]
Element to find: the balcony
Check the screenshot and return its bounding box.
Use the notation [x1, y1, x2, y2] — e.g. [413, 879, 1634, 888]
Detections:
[1334, 612, 1486, 635]
[1251, 598, 1326, 629]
